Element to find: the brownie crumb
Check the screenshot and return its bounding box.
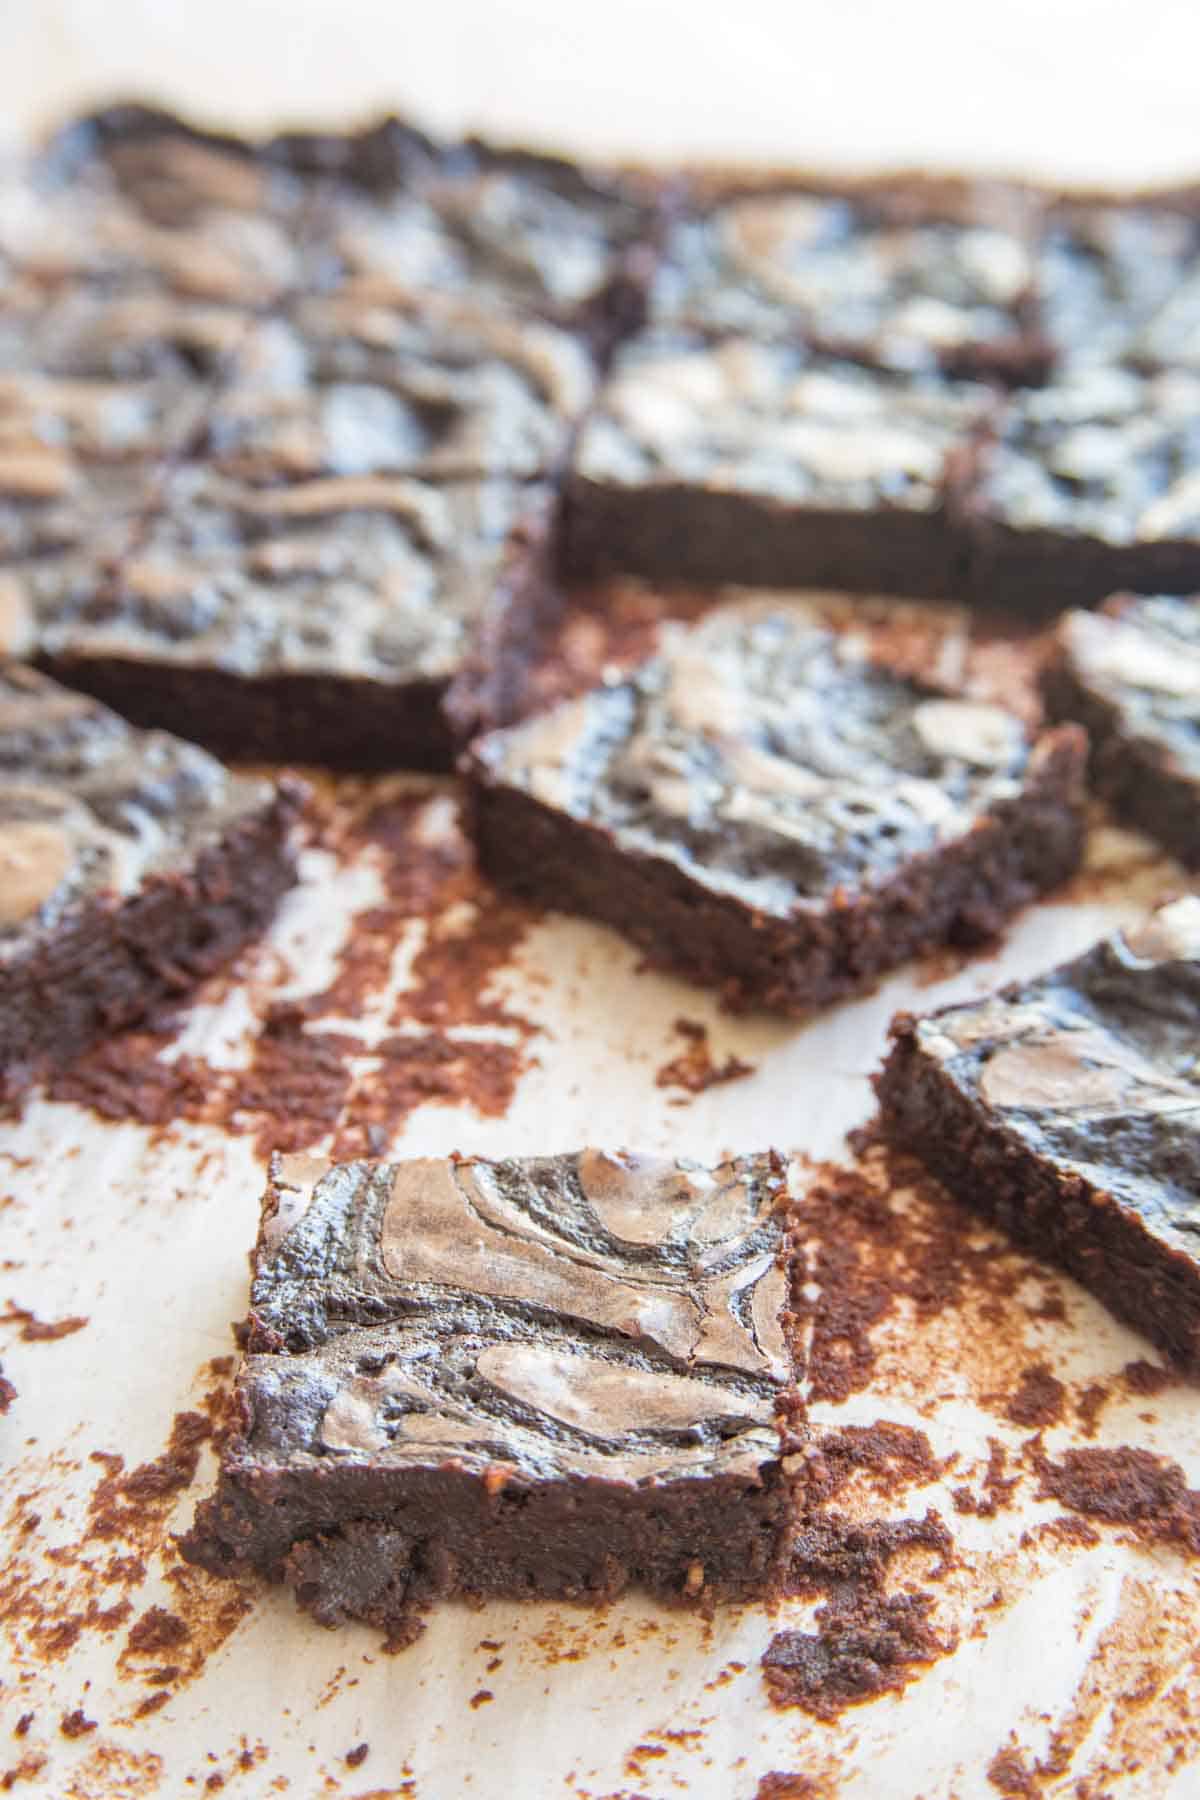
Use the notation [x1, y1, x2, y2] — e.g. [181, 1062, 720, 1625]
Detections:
[654, 1018, 755, 1096]
[1005, 1362, 1066, 1428]
[1033, 1446, 1200, 1551]
[125, 1606, 192, 1655]
[59, 1709, 97, 1738]
[1122, 1359, 1173, 1398]
[345, 1743, 369, 1767]
[987, 1748, 1038, 1795]
[765, 1510, 953, 1718]
[11, 1719, 31, 1741]
[0, 1304, 89, 1343]
[755, 1776, 826, 1800]
[468, 1690, 494, 1710]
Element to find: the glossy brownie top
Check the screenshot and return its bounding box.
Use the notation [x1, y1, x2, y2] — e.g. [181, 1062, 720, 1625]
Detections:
[900, 897, 1200, 1248]
[1053, 593, 1200, 780]
[473, 595, 1057, 915]
[34, 471, 545, 684]
[233, 1147, 793, 1486]
[0, 663, 279, 958]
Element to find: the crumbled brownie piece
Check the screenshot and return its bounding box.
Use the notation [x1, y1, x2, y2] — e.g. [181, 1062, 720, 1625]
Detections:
[465, 595, 1086, 1013]
[877, 898, 1200, 1366]
[963, 364, 1200, 612]
[183, 1148, 800, 1638]
[1042, 592, 1200, 867]
[0, 663, 305, 1098]
[33, 469, 556, 767]
[565, 332, 992, 594]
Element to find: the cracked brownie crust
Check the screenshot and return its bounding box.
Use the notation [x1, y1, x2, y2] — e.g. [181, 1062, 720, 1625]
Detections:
[183, 1148, 800, 1636]
[877, 898, 1200, 1366]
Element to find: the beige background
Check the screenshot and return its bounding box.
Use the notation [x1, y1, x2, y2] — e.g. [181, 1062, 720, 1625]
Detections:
[4, 0, 1200, 182]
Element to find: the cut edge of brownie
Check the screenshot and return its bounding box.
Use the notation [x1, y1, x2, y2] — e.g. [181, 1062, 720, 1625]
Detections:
[1040, 596, 1200, 870]
[1, 771, 308, 1103]
[463, 723, 1087, 1016]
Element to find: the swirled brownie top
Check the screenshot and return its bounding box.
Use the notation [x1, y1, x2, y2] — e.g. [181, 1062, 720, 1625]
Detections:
[973, 364, 1200, 544]
[239, 1148, 793, 1485]
[0, 663, 278, 958]
[900, 897, 1200, 1246]
[34, 470, 543, 683]
[650, 186, 1036, 373]
[1054, 594, 1200, 781]
[573, 333, 991, 510]
[199, 293, 595, 482]
[1035, 202, 1200, 369]
[472, 596, 1045, 915]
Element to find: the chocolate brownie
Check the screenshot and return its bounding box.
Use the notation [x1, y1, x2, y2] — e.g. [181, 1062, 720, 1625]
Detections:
[0, 664, 305, 1101]
[182, 1147, 800, 1637]
[650, 180, 1046, 380]
[962, 364, 1200, 613]
[877, 898, 1200, 1366]
[1040, 593, 1200, 867]
[564, 332, 993, 595]
[198, 292, 595, 483]
[464, 596, 1087, 1013]
[34, 469, 557, 767]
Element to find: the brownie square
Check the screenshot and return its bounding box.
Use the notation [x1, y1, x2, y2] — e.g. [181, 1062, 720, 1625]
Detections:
[564, 332, 992, 595]
[465, 595, 1086, 1013]
[33, 468, 557, 768]
[0, 663, 305, 1099]
[197, 291, 595, 484]
[182, 1147, 799, 1637]
[877, 898, 1200, 1366]
[962, 363, 1200, 613]
[1041, 592, 1200, 868]
[650, 180, 1045, 380]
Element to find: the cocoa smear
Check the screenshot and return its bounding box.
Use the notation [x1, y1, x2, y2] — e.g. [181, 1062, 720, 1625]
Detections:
[1032, 1446, 1200, 1552]
[785, 1139, 1042, 1406]
[1005, 1362, 1066, 1429]
[764, 1511, 953, 1719]
[0, 1304, 89, 1343]
[988, 1748, 1039, 1795]
[59, 1708, 97, 1738]
[654, 1017, 754, 1097]
[0, 1357, 249, 1721]
[46, 781, 540, 1161]
[1122, 1359, 1174, 1398]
